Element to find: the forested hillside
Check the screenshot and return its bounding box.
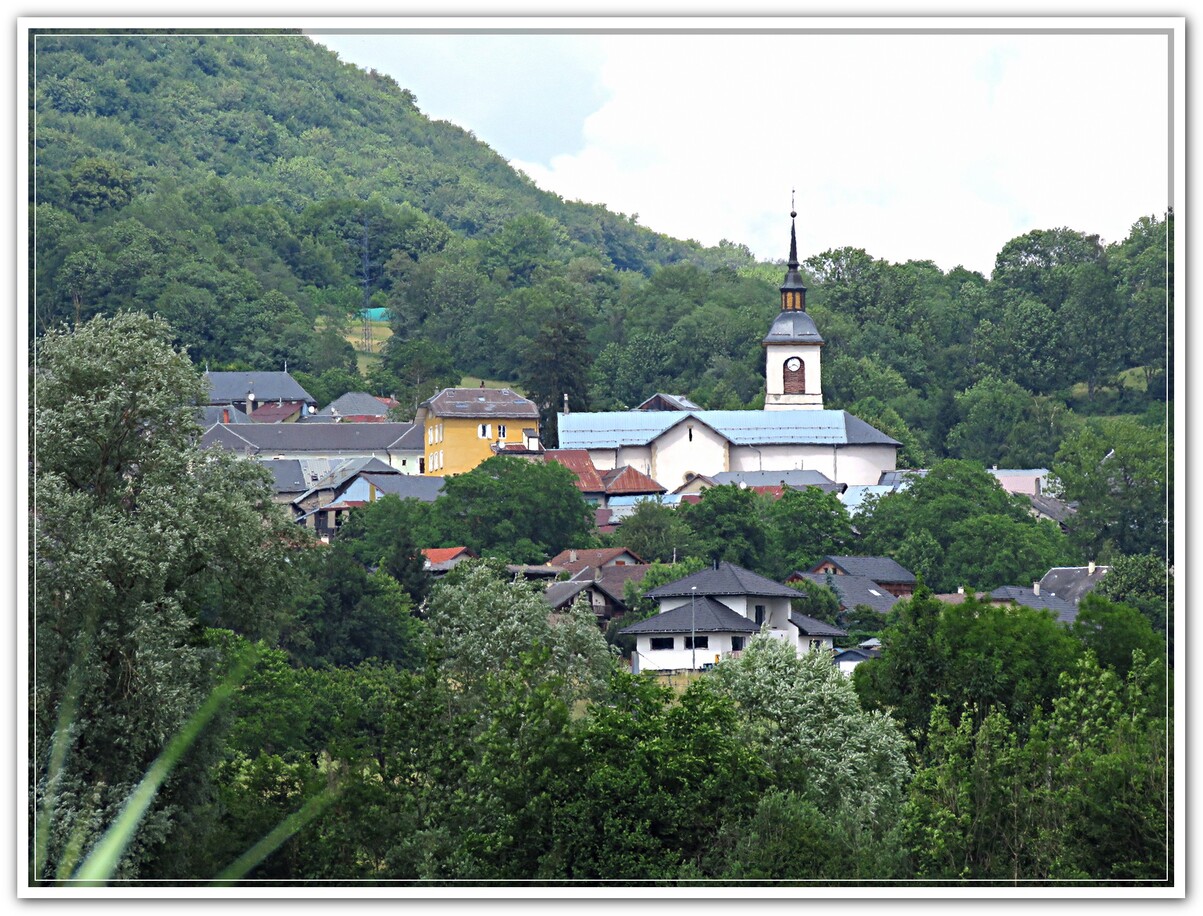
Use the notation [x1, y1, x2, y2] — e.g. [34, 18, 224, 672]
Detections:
[31, 31, 1170, 461]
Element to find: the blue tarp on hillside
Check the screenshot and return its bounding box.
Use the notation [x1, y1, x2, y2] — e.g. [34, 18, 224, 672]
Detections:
[358, 307, 391, 322]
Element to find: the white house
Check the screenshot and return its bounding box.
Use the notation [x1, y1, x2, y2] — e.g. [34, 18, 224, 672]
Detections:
[557, 212, 900, 490]
[620, 562, 846, 673]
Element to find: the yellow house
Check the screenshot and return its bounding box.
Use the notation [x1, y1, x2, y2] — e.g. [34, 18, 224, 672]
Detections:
[416, 387, 541, 476]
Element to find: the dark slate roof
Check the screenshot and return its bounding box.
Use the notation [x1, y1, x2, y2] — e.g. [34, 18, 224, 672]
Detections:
[789, 613, 847, 637]
[289, 457, 399, 503]
[763, 310, 824, 345]
[199, 404, 251, 427]
[1028, 494, 1079, 525]
[358, 473, 445, 503]
[421, 387, 540, 419]
[544, 578, 593, 610]
[792, 572, 899, 615]
[205, 371, 314, 405]
[635, 393, 703, 411]
[833, 647, 877, 663]
[878, 469, 927, 487]
[619, 596, 760, 635]
[989, 586, 1080, 624]
[816, 556, 917, 585]
[258, 459, 308, 494]
[201, 422, 420, 455]
[710, 469, 842, 493]
[645, 562, 800, 600]
[1036, 566, 1111, 605]
[314, 391, 393, 419]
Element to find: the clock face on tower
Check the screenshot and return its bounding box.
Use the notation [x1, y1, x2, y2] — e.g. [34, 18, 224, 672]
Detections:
[786, 357, 802, 371]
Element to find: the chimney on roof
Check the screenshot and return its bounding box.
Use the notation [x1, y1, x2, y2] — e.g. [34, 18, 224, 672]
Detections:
[222, 407, 229, 424]
[1033, 581, 1040, 597]
[570, 549, 577, 563]
[563, 393, 570, 415]
[1088, 560, 1096, 576]
[246, 392, 255, 417]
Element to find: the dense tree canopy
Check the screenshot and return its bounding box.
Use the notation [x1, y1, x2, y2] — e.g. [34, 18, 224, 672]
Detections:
[857, 460, 1077, 592]
[30, 314, 297, 880]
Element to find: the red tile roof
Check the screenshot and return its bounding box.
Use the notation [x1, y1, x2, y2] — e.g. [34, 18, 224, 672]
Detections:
[544, 449, 605, 493]
[422, 546, 477, 564]
[248, 401, 303, 423]
[601, 465, 667, 496]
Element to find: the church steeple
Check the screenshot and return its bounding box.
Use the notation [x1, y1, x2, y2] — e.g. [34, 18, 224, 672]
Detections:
[763, 196, 823, 411]
[780, 197, 807, 312]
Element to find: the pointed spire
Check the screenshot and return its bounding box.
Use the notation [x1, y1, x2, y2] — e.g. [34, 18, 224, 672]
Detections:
[789, 189, 799, 264]
[780, 193, 807, 312]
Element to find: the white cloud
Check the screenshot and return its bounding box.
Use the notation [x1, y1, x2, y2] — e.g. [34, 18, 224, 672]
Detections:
[511, 32, 1168, 273]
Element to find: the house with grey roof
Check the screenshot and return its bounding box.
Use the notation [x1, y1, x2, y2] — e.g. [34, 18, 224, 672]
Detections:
[989, 585, 1080, 625]
[199, 404, 251, 428]
[204, 371, 316, 418]
[833, 646, 881, 677]
[297, 472, 446, 540]
[810, 556, 917, 598]
[635, 393, 703, 411]
[1037, 562, 1111, 606]
[201, 422, 424, 473]
[310, 391, 395, 422]
[620, 561, 843, 673]
[555, 213, 899, 490]
[788, 571, 900, 616]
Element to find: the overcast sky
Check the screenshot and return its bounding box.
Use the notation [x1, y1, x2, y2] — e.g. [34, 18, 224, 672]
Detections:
[308, 25, 1170, 275]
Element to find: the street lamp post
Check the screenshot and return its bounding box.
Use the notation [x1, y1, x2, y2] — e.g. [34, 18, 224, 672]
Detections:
[691, 586, 697, 671]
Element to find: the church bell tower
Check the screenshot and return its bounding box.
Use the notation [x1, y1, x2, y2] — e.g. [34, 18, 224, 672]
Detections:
[763, 204, 824, 410]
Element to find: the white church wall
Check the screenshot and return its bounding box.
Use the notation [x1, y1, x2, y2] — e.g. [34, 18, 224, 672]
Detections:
[650, 420, 729, 491]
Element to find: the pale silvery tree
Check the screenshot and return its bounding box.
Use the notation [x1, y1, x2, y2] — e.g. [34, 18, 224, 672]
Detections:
[711, 634, 911, 832]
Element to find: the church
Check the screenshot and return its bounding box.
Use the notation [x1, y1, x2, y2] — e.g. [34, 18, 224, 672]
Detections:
[556, 211, 900, 490]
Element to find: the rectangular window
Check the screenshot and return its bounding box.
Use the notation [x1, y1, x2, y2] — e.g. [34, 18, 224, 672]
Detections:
[754, 605, 766, 626]
[478, 423, 492, 438]
[685, 636, 709, 650]
[428, 427, 434, 445]
[650, 637, 674, 651]
[809, 639, 823, 651]
[498, 423, 507, 438]
[731, 636, 745, 652]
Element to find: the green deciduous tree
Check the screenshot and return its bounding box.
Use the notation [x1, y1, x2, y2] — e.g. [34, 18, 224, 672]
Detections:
[679, 484, 770, 571]
[858, 460, 1075, 592]
[1095, 552, 1173, 637]
[31, 314, 296, 880]
[604, 497, 696, 564]
[1052, 416, 1169, 560]
[434, 456, 595, 563]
